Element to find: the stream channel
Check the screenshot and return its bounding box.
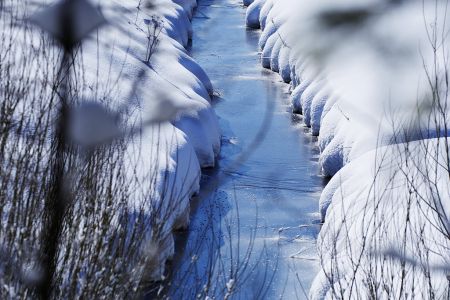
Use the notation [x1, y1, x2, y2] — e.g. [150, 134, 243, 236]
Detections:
[164, 1, 325, 298]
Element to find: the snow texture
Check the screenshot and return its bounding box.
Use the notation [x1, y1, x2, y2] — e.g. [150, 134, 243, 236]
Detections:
[244, 0, 450, 298]
[245, 0, 265, 29]
[103, 0, 219, 279]
[30, 0, 218, 280]
[311, 140, 450, 299]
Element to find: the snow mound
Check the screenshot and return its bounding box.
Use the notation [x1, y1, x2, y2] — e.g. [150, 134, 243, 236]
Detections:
[246, 0, 450, 175]
[57, 0, 218, 280]
[243, 0, 450, 298]
[246, 0, 266, 29]
[97, 0, 219, 278]
[313, 139, 450, 299]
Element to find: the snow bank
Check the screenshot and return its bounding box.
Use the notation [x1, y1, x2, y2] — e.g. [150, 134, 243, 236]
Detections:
[246, 0, 266, 29]
[21, 0, 219, 281]
[88, 0, 219, 279]
[245, 0, 450, 176]
[243, 0, 450, 298]
[312, 139, 450, 299]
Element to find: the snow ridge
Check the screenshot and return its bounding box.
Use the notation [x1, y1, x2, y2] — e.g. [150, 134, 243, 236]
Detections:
[80, 0, 219, 279]
[243, 0, 450, 298]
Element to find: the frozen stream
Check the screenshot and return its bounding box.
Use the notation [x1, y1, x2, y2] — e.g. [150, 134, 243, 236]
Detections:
[161, 0, 325, 298]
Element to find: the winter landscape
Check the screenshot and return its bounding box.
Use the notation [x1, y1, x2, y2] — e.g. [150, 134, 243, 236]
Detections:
[0, 0, 449, 298]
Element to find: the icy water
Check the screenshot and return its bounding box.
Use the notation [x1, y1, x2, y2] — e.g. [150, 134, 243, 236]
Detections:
[164, 0, 325, 298]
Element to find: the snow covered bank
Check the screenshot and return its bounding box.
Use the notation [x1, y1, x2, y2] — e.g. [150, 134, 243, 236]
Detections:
[243, 0, 450, 298]
[2, 0, 219, 293]
[244, 0, 450, 177]
[312, 139, 450, 299]
[80, 0, 220, 280]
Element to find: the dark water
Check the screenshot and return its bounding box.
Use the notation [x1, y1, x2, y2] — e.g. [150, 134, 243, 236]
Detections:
[163, 0, 325, 298]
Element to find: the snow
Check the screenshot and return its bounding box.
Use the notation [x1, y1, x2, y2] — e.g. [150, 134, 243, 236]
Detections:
[24, 0, 220, 281]
[261, 32, 276, 68]
[245, 0, 450, 176]
[312, 139, 450, 299]
[277, 45, 291, 83]
[270, 36, 283, 72]
[258, 0, 273, 30]
[245, 0, 265, 29]
[173, 0, 197, 20]
[243, 0, 450, 297]
[154, 0, 193, 47]
[291, 80, 310, 114]
[258, 16, 276, 50]
[310, 87, 329, 136]
[125, 123, 201, 278]
[78, 0, 220, 170]
[300, 79, 322, 128]
[94, 0, 219, 278]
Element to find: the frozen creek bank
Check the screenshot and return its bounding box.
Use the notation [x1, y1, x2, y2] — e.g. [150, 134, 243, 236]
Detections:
[244, 0, 450, 298]
[88, 0, 222, 279]
[13, 0, 219, 285]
